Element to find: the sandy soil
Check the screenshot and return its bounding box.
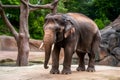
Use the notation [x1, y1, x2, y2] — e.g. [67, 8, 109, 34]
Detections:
[0, 65, 120, 80]
[0, 51, 120, 80]
[0, 51, 45, 61]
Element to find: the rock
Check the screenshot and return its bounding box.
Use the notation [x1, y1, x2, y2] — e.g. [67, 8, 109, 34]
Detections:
[98, 55, 119, 66]
[111, 47, 120, 60]
[99, 47, 108, 60]
[111, 15, 120, 30]
[108, 33, 119, 52]
[0, 35, 42, 51]
[99, 15, 120, 66]
[0, 35, 17, 51]
[29, 39, 42, 51]
[117, 62, 120, 67]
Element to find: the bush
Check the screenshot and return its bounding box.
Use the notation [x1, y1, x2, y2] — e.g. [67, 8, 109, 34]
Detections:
[94, 17, 110, 29]
[29, 13, 44, 40]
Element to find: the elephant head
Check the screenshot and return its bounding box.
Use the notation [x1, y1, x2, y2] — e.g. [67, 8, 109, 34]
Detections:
[43, 13, 76, 69]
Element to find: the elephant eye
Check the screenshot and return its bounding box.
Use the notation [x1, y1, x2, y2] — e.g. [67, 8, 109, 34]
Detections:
[55, 26, 60, 31]
[54, 18, 58, 22]
[44, 18, 48, 22]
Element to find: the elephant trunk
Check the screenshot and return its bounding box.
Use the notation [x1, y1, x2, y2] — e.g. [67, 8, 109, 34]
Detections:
[43, 30, 55, 69]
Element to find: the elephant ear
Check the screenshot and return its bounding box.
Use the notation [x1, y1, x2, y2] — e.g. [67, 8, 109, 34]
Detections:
[64, 20, 75, 38]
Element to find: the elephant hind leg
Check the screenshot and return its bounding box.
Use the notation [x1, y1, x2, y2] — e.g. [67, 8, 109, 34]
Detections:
[76, 51, 86, 71]
[87, 34, 100, 72]
[87, 52, 95, 72]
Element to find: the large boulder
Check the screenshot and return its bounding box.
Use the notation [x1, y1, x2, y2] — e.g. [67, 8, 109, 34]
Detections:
[98, 55, 119, 66]
[98, 15, 120, 66]
[0, 35, 42, 51]
[0, 35, 17, 51]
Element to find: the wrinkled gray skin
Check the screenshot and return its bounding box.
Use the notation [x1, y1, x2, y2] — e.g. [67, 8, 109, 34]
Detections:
[43, 13, 101, 74]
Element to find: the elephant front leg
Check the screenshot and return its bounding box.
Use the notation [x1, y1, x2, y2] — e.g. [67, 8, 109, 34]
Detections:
[62, 47, 74, 74]
[87, 53, 95, 72]
[76, 51, 86, 71]
[50, 45, 60, 74]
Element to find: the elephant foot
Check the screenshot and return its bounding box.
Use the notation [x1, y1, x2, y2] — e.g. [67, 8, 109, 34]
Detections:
[50, 69, 60, 74]
[61, 69, 71, 74]
[76, 66, 85, 71]
[86, 66, 95, 72]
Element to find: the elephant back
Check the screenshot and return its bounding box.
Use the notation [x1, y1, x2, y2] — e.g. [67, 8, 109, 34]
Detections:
[65, 13, 99, 34]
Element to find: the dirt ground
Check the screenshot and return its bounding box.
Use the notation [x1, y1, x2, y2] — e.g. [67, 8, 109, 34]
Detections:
[0, 51, 120, 80]
[0, 65, 120, 80]
[0, 51, 45, 61]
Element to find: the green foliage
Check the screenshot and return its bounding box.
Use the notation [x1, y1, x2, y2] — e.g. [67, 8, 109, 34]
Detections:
[29, 11, 44, 39]
[94, 13, 110, 29]
[1, 0, 20, 5]
[94, 19, 104, 29]
[0, 0, 120, 38]
[64, 0, 80, 12]
[41, 0, 68, 13]
[57, 0, 68, 13]
[93, 0, 120, 21]
[90, 0, 120, 29]
[0, 0, 20, 36]
[29, 0, 41, 4]
[0, 25, 11, 35]
[94, 18, 110, 29]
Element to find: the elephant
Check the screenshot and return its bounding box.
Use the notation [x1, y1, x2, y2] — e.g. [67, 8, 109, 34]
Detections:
[42, 13, 101, 74]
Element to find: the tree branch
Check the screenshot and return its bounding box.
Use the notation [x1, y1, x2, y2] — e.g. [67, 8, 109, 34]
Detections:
[1, 0, 59, 12]
[20, 0, 30, 38]
[29, 0, 59, 11]
[0, 4, 18, 40]
[21, 0, 28, 5]
[29, 3, 53, 11]
[21, 0, 29, 8]
[2, 5, 20, 9]
[51, 0, 59, 14]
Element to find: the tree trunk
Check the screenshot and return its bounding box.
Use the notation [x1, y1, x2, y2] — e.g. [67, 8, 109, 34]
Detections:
[0, 0, 59, 66]
[16, 34, 29, 66]
[16, 0, 30, 66]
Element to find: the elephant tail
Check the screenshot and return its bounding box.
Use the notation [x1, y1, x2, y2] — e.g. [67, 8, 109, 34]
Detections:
[92, 31, 101, 61]
[94, 31, 101, 43]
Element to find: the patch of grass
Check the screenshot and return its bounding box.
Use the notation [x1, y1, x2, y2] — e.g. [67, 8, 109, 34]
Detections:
[0, 61, 16, 66]
[0, 58, 16, 66]
[0, 58, 44, 66]
[0, 58, 14, 63]
[29, 61, 44, 64]
[29, 61, 44, 65]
